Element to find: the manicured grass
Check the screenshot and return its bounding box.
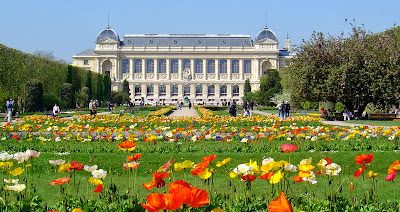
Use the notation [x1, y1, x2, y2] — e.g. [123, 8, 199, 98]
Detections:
[345, 119, 400, 126]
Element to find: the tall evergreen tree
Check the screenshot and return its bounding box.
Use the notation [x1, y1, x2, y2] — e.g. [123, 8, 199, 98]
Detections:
[97, 74, 104, 102]
[122, 79, 131, 103]
[256, 69, 282, 105]
[86, 71, 92, 100]
[103, 75, 111, 101]
[244, 78, 251, 94]
[67, 65, 73, 84]
[25, 79, 43, 112]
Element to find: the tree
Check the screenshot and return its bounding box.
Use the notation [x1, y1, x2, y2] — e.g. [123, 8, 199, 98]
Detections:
[76, 87, 90, 108]
[25, 79, 43, 112]
[255, 69, 282, 105]
[33, 50, 56, 60]
[244, 78, 251, 94]
[103, 75, 111, 101]
[96, 74, 104, 102]
[122, 79, 131, 103]
[59, 83, 74, 109]
[66, 65, 74, 84]
[287, 25, 400, 114]
[86, 71, 92, 100]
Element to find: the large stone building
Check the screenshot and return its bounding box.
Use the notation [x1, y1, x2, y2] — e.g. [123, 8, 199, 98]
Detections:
[72, 25, 292, 105]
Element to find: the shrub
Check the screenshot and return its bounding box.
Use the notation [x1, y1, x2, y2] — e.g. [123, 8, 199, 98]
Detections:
[59, 83, 74, 109]
[25, 79, 43, 112]
[76, 87, 89, 108]
[43, 93, 60, 111]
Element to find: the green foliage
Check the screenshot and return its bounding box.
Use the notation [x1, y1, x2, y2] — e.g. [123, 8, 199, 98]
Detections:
[86, 71, 92, 100]
[256, 69, 282, 106]
[43, 93, 60, 111]
[103, 75, 111, 101]
[244, 78, 251, 94]
[0, 87, 11, 112]
[270, 89, 291, 105]
[25, 79, 43, 112]
[76, 87, 89, 108]
[111, 91, 125, 105]
[96, 74, 104, 102]
[59, 83, 74, 109]
[335, 102, 345, 112]
[122, 79, 131, 103]
[300, 101, 319, 110]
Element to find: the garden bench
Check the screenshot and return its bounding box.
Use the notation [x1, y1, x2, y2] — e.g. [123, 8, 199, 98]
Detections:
[369, 113, 396, 120]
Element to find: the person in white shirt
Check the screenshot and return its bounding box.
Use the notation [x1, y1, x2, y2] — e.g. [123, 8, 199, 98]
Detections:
[53, 104, 60, 117]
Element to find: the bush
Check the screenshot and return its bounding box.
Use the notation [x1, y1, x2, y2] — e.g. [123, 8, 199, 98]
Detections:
[25, 79, 43, 112]
[300, 101, 319, 110]
[59, 83, 74, 109]
[205, 106, 229, 111]
[76, 87, 89, 108]
[43, 93, 60, 111]
[110, 91, 124, 105]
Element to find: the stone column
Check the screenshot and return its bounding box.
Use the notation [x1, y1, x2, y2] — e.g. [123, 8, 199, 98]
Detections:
[227, 84, 232, 100]
[129, 59, 134, 79]
[142, 84, 146, 99]
[166, 59, 171, 80]
[215, 59, 219, 80]
[142, 59, 146, 80]
[215, 84, 220, 98]
[190, 59, 195, 80]
[238, 84, 243, 97]
[239, 59, 244, 80]
[202, 59, 206, 75]
[227, 59, 231, 80]
[190, 84, 196, 99]
[178, 84, 183, 99]
[154, 59, 158, 80]
[154, 83, 159, 98]
[254, 59, 259, 80]
[97, 58, 101, 74]
[178, 59, 183, 80]
[202, 84, 208, 99]
[166, 84, 171, 100]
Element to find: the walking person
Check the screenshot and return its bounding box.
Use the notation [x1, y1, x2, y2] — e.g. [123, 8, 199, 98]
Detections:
[285, 101, 290, 118]
[277, 102, 283, 118]
[229, 101, 237, 117]
[188, 101, 192, 109]
[52, 104, 60, 118]
[5, 98, 13, 123]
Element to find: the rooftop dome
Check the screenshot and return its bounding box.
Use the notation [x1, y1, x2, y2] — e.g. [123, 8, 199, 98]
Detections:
[96, 26, 120, 43]
[255, 25, 278, 42]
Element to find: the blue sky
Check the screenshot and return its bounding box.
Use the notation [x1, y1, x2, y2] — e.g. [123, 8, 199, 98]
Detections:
[1, 0, 399, 62]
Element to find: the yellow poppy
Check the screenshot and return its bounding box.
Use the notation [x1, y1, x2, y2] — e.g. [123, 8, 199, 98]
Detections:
[198, 168, 213, 180]
[88, 177, 103, 185]
[9, 167, 24, 176]
[269, 170, 284, 184]
[58, 163, 72, 173]
[216, 158, 231, 167]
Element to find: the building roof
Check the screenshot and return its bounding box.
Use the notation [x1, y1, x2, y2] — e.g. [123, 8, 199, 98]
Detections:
[74, 49, 96, 57]
[121, 34, 253, 47]
[96, 26, 120, 43]
[255, 26, 278, 43]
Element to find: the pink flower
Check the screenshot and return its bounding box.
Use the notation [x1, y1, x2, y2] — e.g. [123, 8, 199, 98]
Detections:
[280, 144, 298, 153]
[123, 162, 140, 169]
[385, 172, 397, 181]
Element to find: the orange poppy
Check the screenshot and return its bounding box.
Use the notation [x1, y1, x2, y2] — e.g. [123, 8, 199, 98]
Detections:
[117, 140, 136, 151]
[127, 153, 142, 161]
[169, 180, 210, 208]
[355, 154, 374, 165]
[268, 192, 293, 212]
[388, 160, 400, 174]
[50, 177, 70, 185]
[203, 154, 216, 162]
[68, 161, 84, 171]
[354, 166, 365, 179]
[292, 176, 304, 182]
[141, 193, 183, 212]
[260, 172, 275, 180]
[190, 161, 209, 176]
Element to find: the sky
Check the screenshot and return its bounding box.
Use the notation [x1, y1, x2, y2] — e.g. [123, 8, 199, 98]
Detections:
[1, 0, 399, 63]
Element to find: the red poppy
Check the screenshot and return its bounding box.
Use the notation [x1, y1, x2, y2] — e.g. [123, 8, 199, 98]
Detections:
[190, 161, 209, 176]
[202, 154, 216, 162]
[280, 144, 298, 153]
[268, 192, 294, 212]
[117, 140, 136, 150]
[293, 176, 304, 182]
[68, 161, 84, 171]
[50, 177, 70, 185]
[355, 154, 374, 165]
[354, 166, 365, 179]
[93, 183, 103, 193]
[127, 153, 142, 161]
[259, 172, 275, 180]
[169, 180, 210, 208]
[241, 174, 257, 181]
[141, 192, 183, 212]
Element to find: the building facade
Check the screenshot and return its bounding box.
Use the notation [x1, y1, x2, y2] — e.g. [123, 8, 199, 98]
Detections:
[72, 26, 292, 105]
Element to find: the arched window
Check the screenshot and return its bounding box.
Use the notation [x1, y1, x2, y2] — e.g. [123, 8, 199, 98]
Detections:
[146, 59, 154, 73]
[158, 59, 166, 73]
[134, 59, 142, 73]
[231, 60, 239, 73]
[207, 60, 215, 73]
[232, 85, 239, 96]
[147, 85, 154, 96]
[208, 85, 215, 96]
[219, 60, 227, 73]
[122, 59, 130, 73]
[195, 60, 203, 73]
[159, 85, 166, 96]
[102, 60, 112, 77]
[220, 85, 227, 96]
[244, 60, 252, 73]
[171, 59, 179, 73]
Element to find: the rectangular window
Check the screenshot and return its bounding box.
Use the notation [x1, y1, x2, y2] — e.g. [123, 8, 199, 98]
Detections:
[195, 60, 203, 73]
[134, 85, 142, 96]
[171, 85, 178, 96]
[183, 59, 191, 70]
[147, 85, 154, 96]
[158, 59, 166, 73]
[208, 85, 215, 96]
[220, 85, 227, 96]
[207, 60, 215, 73]
[83, 60, 89, 65]
[232, 85, 239, 96]
[134, 59, 142, 73]
[196, 85, 202, 96]
[171, 59, 179, 73]
[159, 85, 166, 96]
[183, 85, 190, 96]
[232, 60, 239, 73]
[122, 59, 129, 73]
[244, 60, 252, 73]
[219, 60, 227, 73]
[146, 59, 154, 73]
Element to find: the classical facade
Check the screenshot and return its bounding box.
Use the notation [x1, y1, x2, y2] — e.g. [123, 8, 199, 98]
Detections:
[72, 25, 292, 104]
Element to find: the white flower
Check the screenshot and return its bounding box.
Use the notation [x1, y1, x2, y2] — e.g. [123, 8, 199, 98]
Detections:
[5, 184, 26, 192]
[205, 134, 212, 140]
[1, 137, 6, 140]
[49, 159, 65, 166]
[13, 152, 29, 163]
[262, 157, 274, 165]
[325, 163, 342, 176]
[25, 150, 40, 159]
[302, 171, 317, 184]
[54, 137, 61, 142]
[284, 164, 297, 172]
[191, 136, 197, 142]
[299, 157, 312, 165]
[311, 136, 318, 141]
[55, 152, 70, 156]
[165, 131, 173, 138]
[0, 152, 13, 161]
[0, 197, 4, 205]
[240, 138, 248, 143]
[84, 165, 98, 172]
[233, 164, 252, 174]
[47, 127, 52, 131]
[4, 179, 19, 184]
[92, 169, 107, 179]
